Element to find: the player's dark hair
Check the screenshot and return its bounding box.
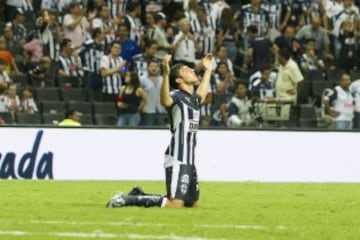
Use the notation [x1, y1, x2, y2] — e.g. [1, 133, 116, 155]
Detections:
[169, 63, 185, 89]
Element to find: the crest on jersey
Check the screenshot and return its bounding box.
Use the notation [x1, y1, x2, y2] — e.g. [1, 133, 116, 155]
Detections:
[180, 174, 190, 184]
[180, 183, 188, 195]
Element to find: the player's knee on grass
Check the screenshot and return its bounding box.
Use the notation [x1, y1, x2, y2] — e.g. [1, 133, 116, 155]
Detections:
[164, 198, 185, 208]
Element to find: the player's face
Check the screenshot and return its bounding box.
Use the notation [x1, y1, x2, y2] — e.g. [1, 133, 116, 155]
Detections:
[179, 66, 198, 84]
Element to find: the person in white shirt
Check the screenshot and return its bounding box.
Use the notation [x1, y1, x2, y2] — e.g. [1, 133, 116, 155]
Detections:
[172, 18, 197, 68]
[349, 78, 360, 128]
[140, 59, 166, 126]
[323, 73, 353, 129]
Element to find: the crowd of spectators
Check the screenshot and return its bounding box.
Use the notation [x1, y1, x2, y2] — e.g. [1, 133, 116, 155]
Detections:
[0, 0, 360, 129]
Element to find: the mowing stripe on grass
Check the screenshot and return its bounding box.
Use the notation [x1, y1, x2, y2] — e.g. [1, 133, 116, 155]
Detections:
[29, 220, 287, 230]
[0, 230, 228, 240]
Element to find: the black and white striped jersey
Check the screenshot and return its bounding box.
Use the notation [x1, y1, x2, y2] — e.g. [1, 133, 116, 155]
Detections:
[79, 39, 106, 73]
[58, 54, 84, 77]
[132, 54, 161, 78]
[165, 90, 201, 166]
[123, 14, 142, 46]
[105, 0, 128, 19]
[100, 55, 125, 94]
[240, 4, 270, 36]
[190, 15, 217, 55]
[263, 0, 291, 30]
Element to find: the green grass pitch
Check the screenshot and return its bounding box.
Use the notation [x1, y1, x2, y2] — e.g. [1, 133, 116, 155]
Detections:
[0, 181, 360, 240]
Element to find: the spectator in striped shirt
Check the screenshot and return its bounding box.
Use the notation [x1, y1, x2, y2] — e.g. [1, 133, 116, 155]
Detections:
[100, 40, 127, 101]
[79, 28, 106, 100]
[10, 8, 27, 44]
[58, 38, 84, 86]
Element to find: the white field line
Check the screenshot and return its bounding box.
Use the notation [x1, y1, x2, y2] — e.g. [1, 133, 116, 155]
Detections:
[29, 220, 287, 230]
[0, 230, 228, 240]
[0, 219, 287, 231]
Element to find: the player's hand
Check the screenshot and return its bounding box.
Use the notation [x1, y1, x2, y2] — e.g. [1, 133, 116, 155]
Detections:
[162, 54, 171, 75]
[202, 53, 212, 71]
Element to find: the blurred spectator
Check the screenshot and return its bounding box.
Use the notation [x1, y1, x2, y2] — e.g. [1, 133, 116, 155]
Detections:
[117, 71, 147, 127]
[148, 12, 173, 57]
[211, 44, 234, 75]
[3, 25, 22, 52]
[20, 85, 38, 113]
[276, 48, 304, 102]
[213, 61, 235, 95]
[295, 16, 333, 59]
[0, 83, 7, 112]
[4, 0, 23, 23]
[28, 56, 52, 88]
[140, 59, 166, 126]
[105, 0, 128, 19]
[323, 73, 353, 129]
[162, 0, 183, 23]
[191, 4, 217, 60]
[274, 25, 301, 60]
[250, 65, 276, 102]
[263, 0, 291, 32]
[58, 38, 84, 86]
[350, 78, 360, 129]
[79, 27, 106, 100]
[100, 40, 126, 101]
[63, 1, 92, 48]
[172, 18, 196, 68]
[337, 19, 357, 71]
[92, 4, 120, 50]
[37, 9, 62, 60]
[58, 108, 82, 126]
[0, 59, 11, 84]
[23, 31, 44, 63]
[117, 23, 141, 64]
[5, 82, 22, 114]
[286, 0, 307, 31]
[239, 0, 270, 36]
[132, 40, 160, 78]
[10, 8, 27, 44]
[223, 81, 254, 127]
[0, 37, 21, 75]
[300, 38, 325, 72]
[216, 8, 240, 62]
[244, 25, 274, 75]
[123, 1, 143, 47]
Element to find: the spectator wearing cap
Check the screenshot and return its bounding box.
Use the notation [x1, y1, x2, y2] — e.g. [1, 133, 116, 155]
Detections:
[58, 109, 82, 126]
[3, 0, 23, 23]
[148, 12, 172, 57]
[63, 1, 91, 48]
[11, 8, 27, 44]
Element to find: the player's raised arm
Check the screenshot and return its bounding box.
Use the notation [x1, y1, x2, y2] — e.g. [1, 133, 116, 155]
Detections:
[196, 53, 213, 104]
[160, 54, 174, 108]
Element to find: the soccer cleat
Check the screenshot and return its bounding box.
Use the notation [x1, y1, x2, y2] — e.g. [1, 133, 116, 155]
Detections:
[106, 192, 126, 208]
[128, 186, 145, 196]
